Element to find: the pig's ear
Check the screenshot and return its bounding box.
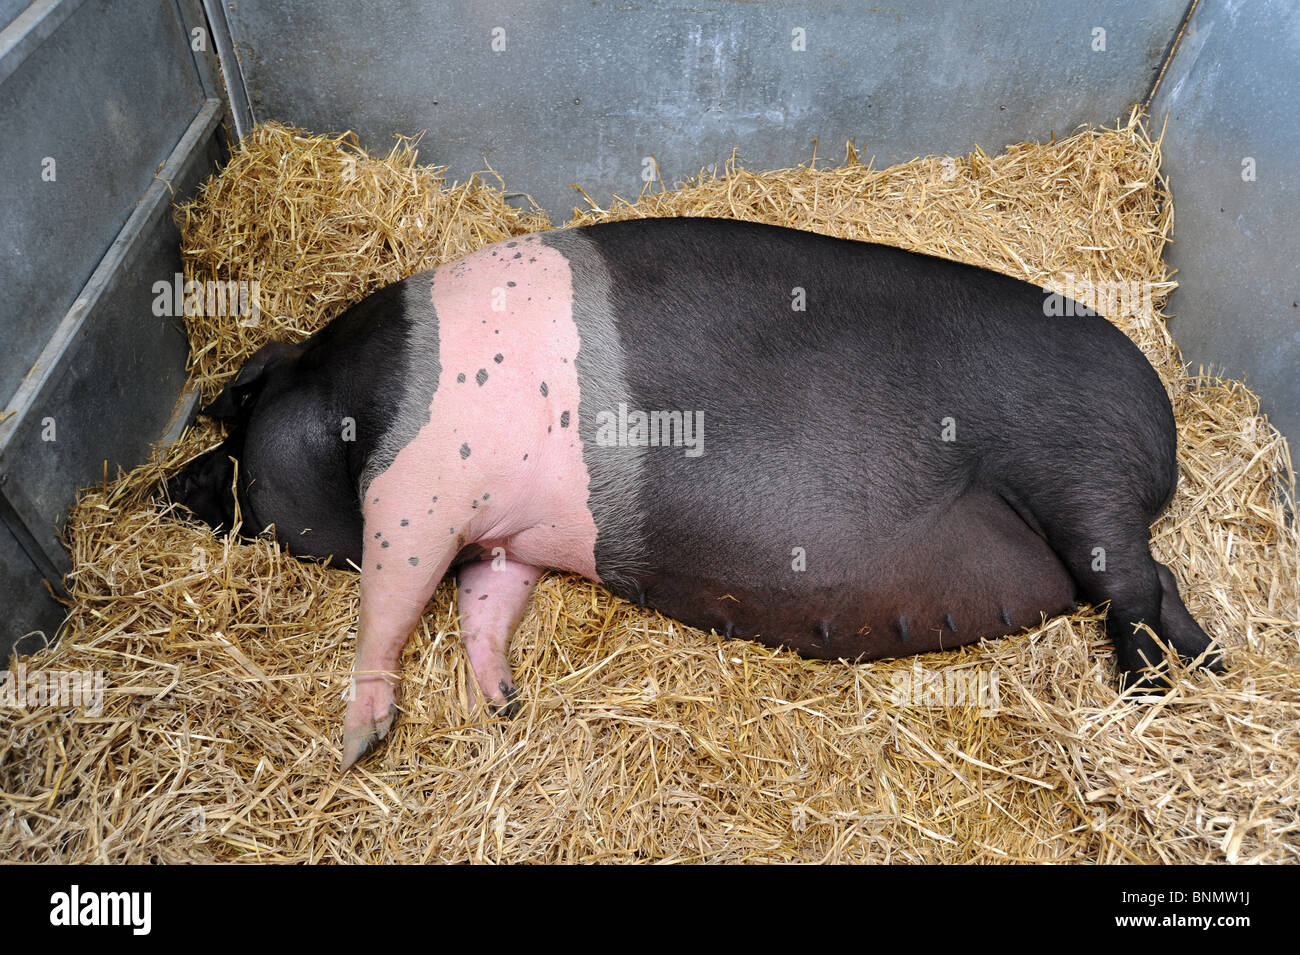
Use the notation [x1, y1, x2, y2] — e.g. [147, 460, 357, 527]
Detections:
[203, 340, 302, 420]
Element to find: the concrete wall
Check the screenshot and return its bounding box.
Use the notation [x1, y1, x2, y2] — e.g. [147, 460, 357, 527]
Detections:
[1149, 0, 1300, 446]
[222, 0, 1186, 218]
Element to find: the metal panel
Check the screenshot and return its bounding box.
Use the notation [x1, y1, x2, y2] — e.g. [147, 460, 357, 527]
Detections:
[1148, 0, 1300, 448]
[1, 0, 233, 643]
[0, 516, 61, 662]
[0, 0, 29, 34]
[0, 101, 225, 577]
[220, 0, 1186, 219]
[200, 0, 253, 137]
[0, 0, 87, 83]
[0, 0, 210, 404]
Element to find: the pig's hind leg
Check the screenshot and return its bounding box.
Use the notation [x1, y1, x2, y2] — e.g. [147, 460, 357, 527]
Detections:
[1002, 486, 1221, 690]
[456, 558, 540, 718]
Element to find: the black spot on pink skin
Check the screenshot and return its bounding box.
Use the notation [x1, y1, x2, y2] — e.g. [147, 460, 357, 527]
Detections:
[457, 372, 466, 383]
[409, 557, 419, 566]
[547, 425, 552, 433]
[482, 492, 489, 499]
[377, 564, 382, 570]
[539, 381, 548, 397]
[400, 519, 409, 527]
[460, 443, 471, 458]
[372, 497, 379, 504]
[513, 252, 522, 259]
[506, 241, 518, 247]
[472, 500, 479, 508]
[506, 281, 516, 287]
[464, 587, 472, 594]
[476, 369, 488, 386]
[522, 453, 528, 461]
[560, 410, 571, 428]
[450, 527, 455, 534]
[374, 532, 381, 539]
[427, 509, 433, 514]
[494, 353, 504, 363]
[478, 594, 489, 600]
[432, 496, 438, 502]
[529, 257, 536, 263]
[381, 541, 390, 549]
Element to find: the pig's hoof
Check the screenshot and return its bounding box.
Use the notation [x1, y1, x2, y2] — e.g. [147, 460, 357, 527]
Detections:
[490, 681, 521, 721]
[341, 703, 397, 770]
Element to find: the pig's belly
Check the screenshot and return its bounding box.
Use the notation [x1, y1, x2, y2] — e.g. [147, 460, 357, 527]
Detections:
[621, 489, 1078, 660]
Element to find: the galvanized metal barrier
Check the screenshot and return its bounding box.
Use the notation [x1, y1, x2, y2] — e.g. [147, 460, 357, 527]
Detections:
[0, 0, 235, 656]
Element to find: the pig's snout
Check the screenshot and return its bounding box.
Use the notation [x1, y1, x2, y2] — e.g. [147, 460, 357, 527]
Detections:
[165, 444, 239, 535]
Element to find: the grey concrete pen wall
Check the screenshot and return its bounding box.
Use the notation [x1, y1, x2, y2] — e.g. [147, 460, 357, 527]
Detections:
[1148, 0, 1300, 445]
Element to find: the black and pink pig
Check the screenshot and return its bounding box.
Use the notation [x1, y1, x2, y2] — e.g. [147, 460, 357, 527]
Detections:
[167, 217, 1222, 767]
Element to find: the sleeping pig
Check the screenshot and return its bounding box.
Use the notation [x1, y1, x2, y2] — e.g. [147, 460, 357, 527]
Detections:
[166, 217, 1222, 767]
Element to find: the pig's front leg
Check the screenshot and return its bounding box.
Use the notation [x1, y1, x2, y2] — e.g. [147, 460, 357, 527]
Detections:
[342, 476, 478, 769]
[341, 543, 456, 769]
[456, 557, 540, 717]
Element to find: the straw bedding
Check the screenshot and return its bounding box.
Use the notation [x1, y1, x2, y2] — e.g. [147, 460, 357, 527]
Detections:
[3, 114, 1297, 863]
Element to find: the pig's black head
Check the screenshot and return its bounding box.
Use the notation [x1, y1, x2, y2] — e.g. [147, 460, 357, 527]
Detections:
[166, 442, 239, 533]
[165, 341, 302, 537]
